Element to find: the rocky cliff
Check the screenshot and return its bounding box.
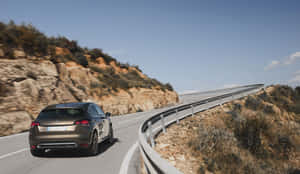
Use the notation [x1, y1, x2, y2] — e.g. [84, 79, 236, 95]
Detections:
[0, 21, 178, 136]
[0, 58, 178, 136]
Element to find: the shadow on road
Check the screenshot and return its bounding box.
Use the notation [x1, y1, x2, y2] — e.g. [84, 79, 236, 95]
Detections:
[37, 138, 120, 158]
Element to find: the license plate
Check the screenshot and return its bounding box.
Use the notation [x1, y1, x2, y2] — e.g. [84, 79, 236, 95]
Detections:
[47, 126, 67, 131]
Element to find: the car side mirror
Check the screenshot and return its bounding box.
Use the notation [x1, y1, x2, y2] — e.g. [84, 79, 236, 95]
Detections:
[105, 112, 111, 117]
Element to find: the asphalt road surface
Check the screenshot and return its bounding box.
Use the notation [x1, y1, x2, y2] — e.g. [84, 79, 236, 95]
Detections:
[0, 86, 254, 174]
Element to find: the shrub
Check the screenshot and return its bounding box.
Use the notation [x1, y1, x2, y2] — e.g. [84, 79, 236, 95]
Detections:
[90, 82, 103, 89]
[164, 83, 174, 91]
[132, 64, 142, 72]
[119, 63, 130, 69]
[74, 52, 88, 67]
[245, 96, 262, 110]
[231, 112, 269, 157]
[0, 20, 175, 93]
[88, 48, 103, 61]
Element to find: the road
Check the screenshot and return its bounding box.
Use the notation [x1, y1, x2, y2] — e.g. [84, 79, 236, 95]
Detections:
[0, 86, 254, 174]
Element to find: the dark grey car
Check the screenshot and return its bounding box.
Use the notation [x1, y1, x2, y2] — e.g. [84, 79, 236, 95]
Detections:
[29, 102, 113, 156]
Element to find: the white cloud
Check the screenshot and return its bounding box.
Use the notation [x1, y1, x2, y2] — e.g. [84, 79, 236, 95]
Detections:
[264, 60, 280, 71]
[264, 51, 300, 71]
[284, 52, 300, 65]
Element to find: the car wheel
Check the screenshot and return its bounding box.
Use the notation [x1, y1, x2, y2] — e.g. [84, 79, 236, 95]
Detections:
[108, 125, 114, 143]
[30, 149, 44, 157]
[88, 132, 98, 156]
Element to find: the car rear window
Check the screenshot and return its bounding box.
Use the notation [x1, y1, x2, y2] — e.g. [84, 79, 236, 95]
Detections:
[38, 108, 84, 119]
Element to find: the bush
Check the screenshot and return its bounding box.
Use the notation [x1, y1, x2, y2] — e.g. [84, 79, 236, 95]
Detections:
[0, 20, 176, 93]
[74, 52, 88, 67]
[90, 82, 103, 89]
[164, 83, 174, 91]
[119, 63, 130, 69]
[234, 114, 268, 156]
[88, 48, 103, 61]
[245, 96, 262, 110]
[189, 125, 237, 154]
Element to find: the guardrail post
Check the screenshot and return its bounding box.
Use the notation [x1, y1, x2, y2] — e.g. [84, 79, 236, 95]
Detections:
[161, 114, 166, 133]
[147, 121, 155, 148]
[191, 105, 194, 116]
[219, 103, 223, 111]
[176, 109, 179, 124]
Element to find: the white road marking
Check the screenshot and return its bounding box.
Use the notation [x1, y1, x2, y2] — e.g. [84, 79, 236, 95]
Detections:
[0, 148, 29, 160]
[119, 141, 139, 174]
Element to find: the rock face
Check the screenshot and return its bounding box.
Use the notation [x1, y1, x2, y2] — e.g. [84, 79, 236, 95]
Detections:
[0, 58, 178, 136]
[13, 49, 26, 58]
[0, 48, 4, 57]
[96, 88, 178, 115]
[0, 111, 32, 136]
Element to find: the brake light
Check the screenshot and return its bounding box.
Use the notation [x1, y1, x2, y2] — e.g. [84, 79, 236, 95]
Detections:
[75, 120, 89, 125]
[79, 143, 89, 147]
[31, 122, 40, 128]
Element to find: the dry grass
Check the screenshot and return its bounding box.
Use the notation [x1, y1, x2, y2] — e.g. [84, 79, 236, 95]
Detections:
[155, 85, 300, 174]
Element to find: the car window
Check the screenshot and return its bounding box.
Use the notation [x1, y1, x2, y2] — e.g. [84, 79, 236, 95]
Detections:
[38, 109, 84, 119]
[94, 105, 105, 117]
[88, 105, 98, 117]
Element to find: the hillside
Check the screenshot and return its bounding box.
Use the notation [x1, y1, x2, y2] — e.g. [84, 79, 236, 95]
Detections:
[155, 85, 300, 174]
[0, 21, 178, 136]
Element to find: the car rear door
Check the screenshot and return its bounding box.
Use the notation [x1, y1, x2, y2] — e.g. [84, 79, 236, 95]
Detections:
[88, 104, 103, 140]
[95, 105, 109, 138]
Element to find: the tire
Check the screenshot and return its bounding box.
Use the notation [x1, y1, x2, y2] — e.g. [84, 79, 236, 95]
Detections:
[88, 132, 98, 156]
[30, 149, 44, 157]
[108, 125, 114, 144]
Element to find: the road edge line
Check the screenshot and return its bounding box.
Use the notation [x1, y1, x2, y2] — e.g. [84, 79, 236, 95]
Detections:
[119, 141, 139, 174]
[0, 148, 29, 160]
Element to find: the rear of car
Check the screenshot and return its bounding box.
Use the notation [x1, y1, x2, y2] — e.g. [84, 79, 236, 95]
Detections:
[29, 104, 95, 156]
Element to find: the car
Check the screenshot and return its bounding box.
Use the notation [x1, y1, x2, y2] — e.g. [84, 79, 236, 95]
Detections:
[29, 102, 113, 156]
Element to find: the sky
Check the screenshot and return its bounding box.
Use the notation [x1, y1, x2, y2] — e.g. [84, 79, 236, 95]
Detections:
[1, 0, 300, 93]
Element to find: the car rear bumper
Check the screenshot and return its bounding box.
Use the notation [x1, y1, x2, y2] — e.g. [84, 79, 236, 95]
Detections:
[29, 131, 92, 149]
[37, 142, 78, 149]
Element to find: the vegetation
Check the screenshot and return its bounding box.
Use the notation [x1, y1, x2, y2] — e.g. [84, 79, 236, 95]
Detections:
[0, 20, 116, 66]
[90, 65, 171, 91]
[187, 85, 300, 174]
[0, 20, 175, 93]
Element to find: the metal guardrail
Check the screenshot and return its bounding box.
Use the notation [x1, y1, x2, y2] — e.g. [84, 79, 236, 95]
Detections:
[138, 84, 264, 174]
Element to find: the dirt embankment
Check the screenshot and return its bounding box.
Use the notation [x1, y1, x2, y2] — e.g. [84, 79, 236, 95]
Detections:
[155, 85, 300, 174]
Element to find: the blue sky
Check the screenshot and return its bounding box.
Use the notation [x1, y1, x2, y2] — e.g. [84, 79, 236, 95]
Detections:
[1, 0, 300, 93]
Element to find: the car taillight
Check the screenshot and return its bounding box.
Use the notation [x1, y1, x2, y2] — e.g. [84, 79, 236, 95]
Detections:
[31, 122, 40, 128]
[75, 120, 89, 125]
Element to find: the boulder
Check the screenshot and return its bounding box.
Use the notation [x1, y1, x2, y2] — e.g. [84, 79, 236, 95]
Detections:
[0, 111, 32, 136]
[13, 49, 26, 58]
